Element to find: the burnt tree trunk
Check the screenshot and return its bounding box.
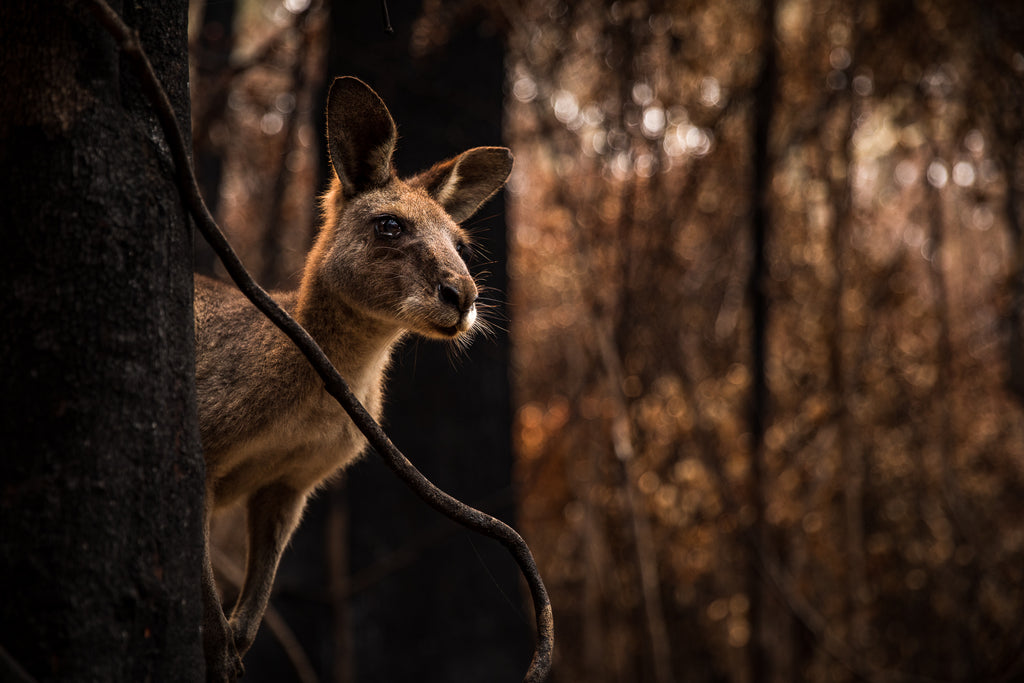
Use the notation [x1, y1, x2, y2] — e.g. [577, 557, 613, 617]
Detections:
[0, 2, 204, 681]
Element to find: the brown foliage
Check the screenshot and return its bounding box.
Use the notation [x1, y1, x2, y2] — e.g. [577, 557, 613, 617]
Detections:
[505, 0, 1024, 681]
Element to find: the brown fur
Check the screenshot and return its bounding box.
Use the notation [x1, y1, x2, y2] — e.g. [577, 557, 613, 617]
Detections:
[197, 77, 513, 682]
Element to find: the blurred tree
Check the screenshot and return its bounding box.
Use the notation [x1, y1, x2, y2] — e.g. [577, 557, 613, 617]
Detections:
[0, 1, 204, 681]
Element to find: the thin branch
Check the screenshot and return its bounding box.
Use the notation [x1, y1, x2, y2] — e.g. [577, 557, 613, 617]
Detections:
[77, 1, 553, 680]
[0, 646, 37, 683]
[596, 325, 675, 683]
[380, 0, 394, 35]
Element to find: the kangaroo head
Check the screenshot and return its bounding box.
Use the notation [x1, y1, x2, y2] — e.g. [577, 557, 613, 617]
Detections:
[309, 76, 512, 342]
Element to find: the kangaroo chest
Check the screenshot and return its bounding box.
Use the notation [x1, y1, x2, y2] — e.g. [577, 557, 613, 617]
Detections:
[207, 371, 385, 508]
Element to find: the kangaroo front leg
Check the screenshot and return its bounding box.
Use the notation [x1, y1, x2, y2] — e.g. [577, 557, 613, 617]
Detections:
[203, 537, 243, 682]
[229, 483, 307, 658]
[202, 497, 244, 682]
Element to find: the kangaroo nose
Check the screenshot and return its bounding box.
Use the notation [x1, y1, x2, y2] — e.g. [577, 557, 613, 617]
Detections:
[438, 279, 477, 313]
[439, 283, 461, 309]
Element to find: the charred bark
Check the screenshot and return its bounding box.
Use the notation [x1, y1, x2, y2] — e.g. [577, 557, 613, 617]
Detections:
[0, 1, 204, 680]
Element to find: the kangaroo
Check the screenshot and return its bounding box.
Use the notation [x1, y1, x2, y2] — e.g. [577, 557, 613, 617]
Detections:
[195, 76, 513, 681]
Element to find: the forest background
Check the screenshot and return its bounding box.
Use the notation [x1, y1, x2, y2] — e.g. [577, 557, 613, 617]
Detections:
[186, 0, 1024, 682]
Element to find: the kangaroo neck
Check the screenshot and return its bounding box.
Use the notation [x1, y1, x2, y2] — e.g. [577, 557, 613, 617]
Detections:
[294, 277, 404, 384]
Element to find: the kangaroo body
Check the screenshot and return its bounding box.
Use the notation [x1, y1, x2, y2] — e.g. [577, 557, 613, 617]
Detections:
[197, 77, 512, 681]
[195, 281, 390, 504]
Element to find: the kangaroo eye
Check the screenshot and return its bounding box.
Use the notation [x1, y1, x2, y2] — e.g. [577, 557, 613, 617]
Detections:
[374, 215, 404, 239]
[456, 241, 472, 262]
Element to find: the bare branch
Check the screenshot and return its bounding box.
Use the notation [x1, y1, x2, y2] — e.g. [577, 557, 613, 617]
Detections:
[380, 0, 394, 35]
[77, 1, 554, 680]
[596, 325, 675, 683]
[0, 646, 38, 683]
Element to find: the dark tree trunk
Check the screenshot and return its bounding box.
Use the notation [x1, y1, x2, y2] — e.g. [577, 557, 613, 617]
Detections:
[192, 0, 237, 277]
[0, 2, 205, 682]
[747, 1, 777, 681]
[333, 8, 529, 678]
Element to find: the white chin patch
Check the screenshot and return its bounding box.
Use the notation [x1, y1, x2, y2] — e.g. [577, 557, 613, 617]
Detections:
[464, 304, 477, 330]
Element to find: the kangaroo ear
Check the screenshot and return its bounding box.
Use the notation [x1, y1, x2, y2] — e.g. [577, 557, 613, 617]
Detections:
[414, 147, 514, 224]
[326, 77, 398, 197]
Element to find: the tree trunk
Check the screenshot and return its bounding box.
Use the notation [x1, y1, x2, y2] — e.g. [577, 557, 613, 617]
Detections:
[0, 2, 205, 681]
[747, 1, 777, 680]
[192, 0, 237, 278]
